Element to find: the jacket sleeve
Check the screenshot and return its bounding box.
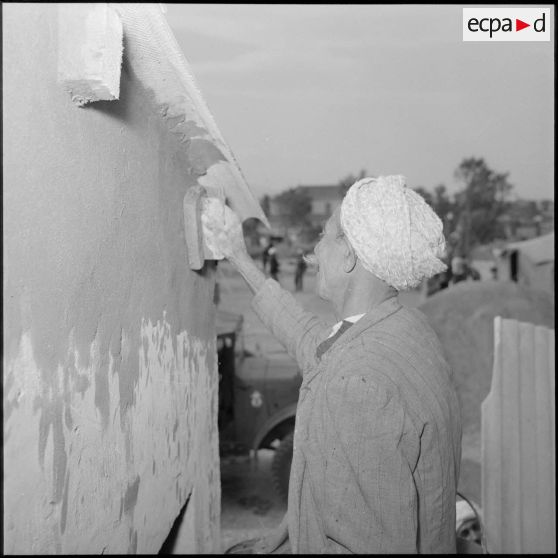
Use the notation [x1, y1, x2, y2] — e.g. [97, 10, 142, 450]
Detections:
[322, 368, 419, 554]
[251, 279, 330, 372]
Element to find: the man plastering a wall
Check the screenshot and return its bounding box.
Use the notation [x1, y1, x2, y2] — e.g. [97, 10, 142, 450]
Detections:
[203, 175, 463, 553]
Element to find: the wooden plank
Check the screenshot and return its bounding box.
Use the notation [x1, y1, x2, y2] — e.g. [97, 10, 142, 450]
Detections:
[481, 316, 505, 553]
[499, 318, 521, 552]
[482, 317, 555, 553]
[518, 322, 537, 550]
[533, 325, 555, 552]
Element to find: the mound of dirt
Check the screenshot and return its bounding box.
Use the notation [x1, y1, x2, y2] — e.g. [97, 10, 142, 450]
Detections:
[418, 281, 554, 449]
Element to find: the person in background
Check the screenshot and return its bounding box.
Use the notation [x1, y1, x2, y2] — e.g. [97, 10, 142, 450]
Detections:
[203, 175, 462, 554]
[467, 262, 481, 281]
[268, 246, 280, 281]
[451, 255, 481, 284]
[262, 240, 273, 272]
[294, 249, 307, 292]
[450, 254, 468, 284]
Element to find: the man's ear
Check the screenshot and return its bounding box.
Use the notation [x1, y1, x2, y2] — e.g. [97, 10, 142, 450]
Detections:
[343, 239, 357, 273]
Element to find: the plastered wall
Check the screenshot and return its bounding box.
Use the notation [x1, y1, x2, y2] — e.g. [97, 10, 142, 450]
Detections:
[3, 4, 221, 554]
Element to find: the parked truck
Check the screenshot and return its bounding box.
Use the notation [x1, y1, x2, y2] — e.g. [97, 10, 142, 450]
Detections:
[216, 309, 301, 500]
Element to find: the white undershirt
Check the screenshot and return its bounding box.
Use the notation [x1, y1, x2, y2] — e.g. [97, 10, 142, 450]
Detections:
[327, 313, 365, 338]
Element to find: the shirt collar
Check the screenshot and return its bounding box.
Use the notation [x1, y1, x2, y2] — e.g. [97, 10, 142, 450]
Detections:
[328, 313, 365, 338]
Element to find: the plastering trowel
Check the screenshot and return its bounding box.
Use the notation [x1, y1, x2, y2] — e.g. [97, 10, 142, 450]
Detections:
[183, 161, 240, 270]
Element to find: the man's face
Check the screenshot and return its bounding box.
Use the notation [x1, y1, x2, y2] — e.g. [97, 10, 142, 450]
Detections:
[314, 209, 349, 301]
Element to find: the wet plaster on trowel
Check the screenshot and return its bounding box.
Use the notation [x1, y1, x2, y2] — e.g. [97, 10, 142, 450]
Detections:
[3, 4, 222, 554]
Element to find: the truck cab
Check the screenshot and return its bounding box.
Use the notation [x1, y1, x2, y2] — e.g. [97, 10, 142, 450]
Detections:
[216, 309, 301, 499]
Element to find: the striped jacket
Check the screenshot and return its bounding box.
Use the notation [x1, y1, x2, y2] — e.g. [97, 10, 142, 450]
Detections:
[251, 280, 462, 553]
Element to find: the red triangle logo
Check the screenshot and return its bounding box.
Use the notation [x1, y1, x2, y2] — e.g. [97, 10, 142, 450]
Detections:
[516, 19, 530, 31]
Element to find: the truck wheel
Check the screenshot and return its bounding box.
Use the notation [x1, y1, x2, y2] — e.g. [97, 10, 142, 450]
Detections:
[271, 431, 294, 502]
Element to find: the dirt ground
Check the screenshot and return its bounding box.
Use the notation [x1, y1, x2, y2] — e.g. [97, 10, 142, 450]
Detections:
[215, 260, 474, 553]
[219, 450, 287, 553]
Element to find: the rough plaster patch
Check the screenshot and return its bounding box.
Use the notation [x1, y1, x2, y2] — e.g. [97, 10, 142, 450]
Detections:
[57, 4, 123, 106]
[3, 317, 220, 554]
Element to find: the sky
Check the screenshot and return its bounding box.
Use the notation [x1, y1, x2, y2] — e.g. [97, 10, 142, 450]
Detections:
[165, 4, 554, 201]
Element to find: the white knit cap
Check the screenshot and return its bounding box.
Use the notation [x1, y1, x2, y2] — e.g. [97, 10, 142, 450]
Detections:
[340, 175, 447, 291]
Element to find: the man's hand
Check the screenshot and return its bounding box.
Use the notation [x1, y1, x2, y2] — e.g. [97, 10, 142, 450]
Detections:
[201, 197, 267, 293]
[201, 198, 247, 261]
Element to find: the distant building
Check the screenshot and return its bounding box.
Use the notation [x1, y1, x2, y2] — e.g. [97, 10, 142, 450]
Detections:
[514, 223, 540, 241]
[537, 199, 554, 235]
[297, 185, 344, 226]
[268, 184, 343, 228]
[266, 184, 344, 243]
[265, 201, 291, 241]
[498, 198, 554, 241]
[493, 232, 554, 296]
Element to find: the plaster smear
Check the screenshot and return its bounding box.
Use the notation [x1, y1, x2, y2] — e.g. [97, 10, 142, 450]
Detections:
[3, 317, 220, 554]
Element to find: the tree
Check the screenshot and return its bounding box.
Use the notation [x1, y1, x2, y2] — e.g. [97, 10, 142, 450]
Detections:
[242, 217, 262, 253]
[453, 157, 513, 254]
[413, 186, 434, 207]
[431, 184, 456, 237]
[260, 194, 271, 218]
[273, 187, 312, 237]
[338, 169, 368, 197]
[413, 184, 456, 236]
[432, 184, 453, 219]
